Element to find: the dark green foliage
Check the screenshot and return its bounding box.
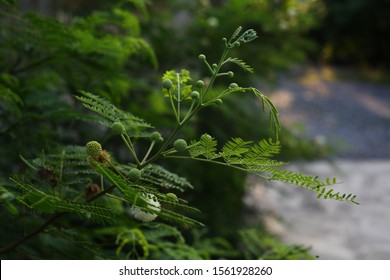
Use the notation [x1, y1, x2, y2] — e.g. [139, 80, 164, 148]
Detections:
[239, 228, 315, 260]
[0, 2, 156, 180]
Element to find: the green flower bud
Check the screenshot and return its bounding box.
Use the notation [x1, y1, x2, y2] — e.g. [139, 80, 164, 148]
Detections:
[200, 134, 212, 142]
[229, 83, 239, 89]
[128, 168, 142, 182]
[228, 71, 234, 78]
[162, 79, 173, 90]
[233, 42, 240, 47]
[111, 121, 125, 135]
[195, 80, 205, 88]
[198, 54, 206, 60]
[166, 193, 178, 203]
[191, 91, 200, 99]
[174, 139, 188, 152]
[150, 131, 163, 143]
[215, 99, 223, 105]
[86, 141, 102, 159]
[212, 63, 218, 69]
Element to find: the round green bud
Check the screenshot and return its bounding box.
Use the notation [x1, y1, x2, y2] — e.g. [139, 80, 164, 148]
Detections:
[200, 134, 212, 142]
[150, 131, 163, 143]
[195, 80, 205, 88]
[215, 99, 223, 105]
[191, 91, 200, 99]
[166, 193, 178, 203]
[86, 141, 102, 159]
[212, 63, 218, 69]
[128, 168, 142, 182]
[229, 83, 239, 89]
[228, 71, 234, 78]
[233, 42, 240, 47]
[111, 122, 125, 135]
[162, 79, 173, 90]
[173, 139, 188, 152]
[198, 54, 206, 60]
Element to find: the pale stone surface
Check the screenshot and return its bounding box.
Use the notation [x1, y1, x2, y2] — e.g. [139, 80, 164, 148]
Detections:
[245, 160, 390, 260]
[246, 68, 390, 259]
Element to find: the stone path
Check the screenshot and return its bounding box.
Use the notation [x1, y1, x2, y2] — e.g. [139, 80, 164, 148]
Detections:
[247, 67, 390, 259]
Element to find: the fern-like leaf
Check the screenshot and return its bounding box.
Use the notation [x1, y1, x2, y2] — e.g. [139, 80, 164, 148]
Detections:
[56, 200, 114, 224]
[75, 90, 119, 122]
[168, 135, 358, 204]
[246, 138, 281, 158]
[93, 162, 138, 203]
[10, 177, 115, 222]
[188, 134, 218, 159]
[224, 57, 254, 73]
[11, 177, 56, 213]
[116, 228, 150, 259]
[75, 90, 152, 137]
[269, 170, 359, 204]
[250, 87, 281, 139]
[221, 138, 252, 163]
[141, 164, 194, 191]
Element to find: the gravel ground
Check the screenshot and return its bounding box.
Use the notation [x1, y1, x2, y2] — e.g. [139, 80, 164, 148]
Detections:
[246, 67, 390, 259]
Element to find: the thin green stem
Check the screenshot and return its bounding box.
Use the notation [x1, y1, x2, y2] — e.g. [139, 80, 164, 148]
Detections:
[180, 99, 197, 125]
[203, 59, 214, 75]
[176, 73, 181, 123]
[168, 88, 179, 123]
[202, 47, 230, 103]
[141, 141, 155, 165]
[121, 134, 141, 166]
[141, 125, 181, 167]
[161, 148, 176, 156]
[105, 158, 127, 180]
[105, 193, 128, 203]
[164, 155, 270, 180]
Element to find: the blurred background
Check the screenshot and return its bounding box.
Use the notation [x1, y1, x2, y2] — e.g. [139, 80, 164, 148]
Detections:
[1, 0, 389, 259]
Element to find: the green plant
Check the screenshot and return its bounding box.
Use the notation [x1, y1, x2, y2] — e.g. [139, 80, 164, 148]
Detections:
[0, 27, 358, 259]
[0, 0, 156, 179]
[239, 228, 315, 260]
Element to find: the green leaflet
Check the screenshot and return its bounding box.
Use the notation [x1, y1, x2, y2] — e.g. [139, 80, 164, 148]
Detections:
[223, 57, 254, 73]
[221, 138, 253, 162]
[188, 134, 218, 159]
[76, 90, 153, 137]
[93, 163, 139, 204]
[168, 136, 358, 204]
[141, 164, 194, 191]
[10, 177, 114, 223]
